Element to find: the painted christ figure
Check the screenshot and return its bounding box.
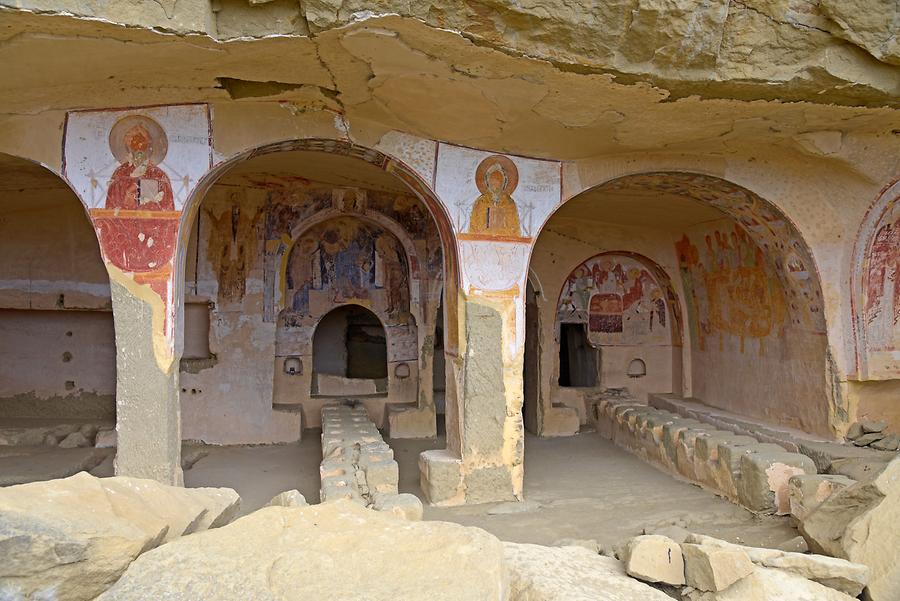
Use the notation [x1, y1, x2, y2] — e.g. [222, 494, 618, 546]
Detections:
[105, 121, 174, 211]
[468, 155, 522, 237]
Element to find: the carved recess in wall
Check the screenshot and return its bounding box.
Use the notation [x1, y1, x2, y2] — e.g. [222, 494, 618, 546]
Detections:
[853, 179, 900, 379]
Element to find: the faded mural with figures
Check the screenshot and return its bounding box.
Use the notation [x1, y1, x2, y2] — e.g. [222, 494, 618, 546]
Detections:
[282, 217, 410, 327]
[434, 143, 560, 294]
[557, 254, 672, 347]
[675, 224, 788, 353]
[860, 186, 900, 376]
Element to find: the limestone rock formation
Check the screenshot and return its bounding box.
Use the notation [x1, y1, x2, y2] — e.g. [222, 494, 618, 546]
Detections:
[620, 534, 685, 585]
[0, 471, 240, 600]
[96, 501, 506, 600]
[800, 456, 900, 601]
[504, 542, 673, 601]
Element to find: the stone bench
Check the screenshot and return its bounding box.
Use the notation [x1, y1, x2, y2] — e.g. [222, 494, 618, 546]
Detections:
[591, 396, 817, 515]
[319, 405, 422, 519]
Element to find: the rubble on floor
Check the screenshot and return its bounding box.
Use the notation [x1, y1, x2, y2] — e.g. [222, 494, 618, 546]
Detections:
[846, 420, 900, 451]
[0, 471, 240, 600]
[800, 455, 900, 601]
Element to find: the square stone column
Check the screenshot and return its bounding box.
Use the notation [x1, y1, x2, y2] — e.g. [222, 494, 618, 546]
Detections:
[109, 268, 183, 486]
[420, 292, 525, 505]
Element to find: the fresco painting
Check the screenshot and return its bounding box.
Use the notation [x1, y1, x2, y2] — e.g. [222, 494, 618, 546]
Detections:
[204, 193, 264, 305]
[861, 194, 900, 371]
[601, 173, 824, 333]
[63, 105, 212, 351]
[282, 217, 409, 327]
[675, 224, 788, 354]
[557, 254, 671, 347]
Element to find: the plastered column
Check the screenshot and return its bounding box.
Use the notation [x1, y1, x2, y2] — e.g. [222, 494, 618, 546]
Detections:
[420, 291, 525, 505]
[110, 272, 183, 485]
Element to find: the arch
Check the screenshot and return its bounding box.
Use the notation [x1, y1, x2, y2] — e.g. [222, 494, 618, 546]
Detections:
[175, 139, 460, 354]
[311, 304, 389, 387]
[0, 152, 116, 423]
[277, 208, 422, 322]
[553, 250, 683, 346]
[852, 178, 900, 379]
[527, 170, 833, 436]
[534, 171, 826, 337]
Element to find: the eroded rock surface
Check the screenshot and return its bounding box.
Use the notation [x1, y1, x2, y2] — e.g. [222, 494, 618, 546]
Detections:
[96, 501, 506, 601]
[0, 471, 240, 601]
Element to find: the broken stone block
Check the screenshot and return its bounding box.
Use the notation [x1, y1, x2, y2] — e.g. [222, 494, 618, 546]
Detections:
[684, 566, 858, 601]
[861, 420, 888, 434]
[372, 492, 423, 521]
[621, 535, 685, 585]
[686, 533, 870, 597]
[738, 451, 816, 514]
[788, 473, 855, 522]
[361, 458, 399, 495]
[681, 542, 753, 592]
[871, 433, 900, 451]
[852, 431, 885, 446]
[829, 455, 892, 482]
[266, 489, 308, 507]
[800, 456, 900, 601]
[419, 449, 464, 506]
[58, 431, 91, 448]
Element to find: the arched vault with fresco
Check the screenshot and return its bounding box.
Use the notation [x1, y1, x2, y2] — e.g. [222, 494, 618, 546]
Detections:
[175, 145, 452, 445]
[526, 171, 834, 439]
[850, 179, 900, 429]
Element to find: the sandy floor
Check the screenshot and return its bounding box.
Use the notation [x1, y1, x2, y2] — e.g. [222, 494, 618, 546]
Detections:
[156, 430, 798, 550]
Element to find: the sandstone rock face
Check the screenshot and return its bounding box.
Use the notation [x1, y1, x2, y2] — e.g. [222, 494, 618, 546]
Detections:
[800, 456, 900, 601]
[621, 534, 685, 585]
[0, 472, 240, 600]
[504, 542, 673, 601]
[97, 501, 507, 601]
[685, 566, 857, 601]
[681, 543, 753, 592]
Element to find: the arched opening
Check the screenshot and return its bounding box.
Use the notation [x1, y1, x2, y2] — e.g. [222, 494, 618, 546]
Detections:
[312, 305, 388, 394]
[0, 153, 115, 449]
[526, 171, 829, 438]
[176, 145, 455, 447]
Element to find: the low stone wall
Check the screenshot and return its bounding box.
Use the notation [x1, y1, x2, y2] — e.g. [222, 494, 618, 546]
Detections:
[319, 404, 422, 519]
[592, 397, 817, 514]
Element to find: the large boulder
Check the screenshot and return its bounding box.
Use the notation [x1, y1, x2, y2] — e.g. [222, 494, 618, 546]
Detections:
[504, 542, 673, 601]
[800, 456, 900, 601]
[97, 501, 506, 600]
[0, 471, 240, 600]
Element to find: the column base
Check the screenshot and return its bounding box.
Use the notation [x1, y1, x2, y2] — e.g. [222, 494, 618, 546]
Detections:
[419, 449, 522, 506]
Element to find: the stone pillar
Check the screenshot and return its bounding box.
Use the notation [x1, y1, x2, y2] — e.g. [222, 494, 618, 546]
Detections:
[420, 292, 525, 505]
[109, 269, 183, 485]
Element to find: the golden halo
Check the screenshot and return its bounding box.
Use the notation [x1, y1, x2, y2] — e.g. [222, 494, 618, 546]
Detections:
[475, 154, 518, 194]
[109, 115, 168, 165]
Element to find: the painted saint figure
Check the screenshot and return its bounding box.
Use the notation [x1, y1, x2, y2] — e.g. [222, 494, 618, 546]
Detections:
[105, 116, 174, 211]
[468, 155, 522, 237]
